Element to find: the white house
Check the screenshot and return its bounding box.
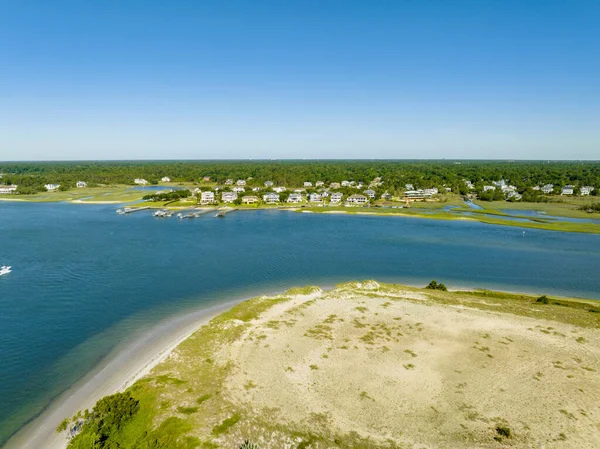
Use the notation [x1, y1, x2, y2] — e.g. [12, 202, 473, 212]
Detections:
[309, 193, 323, 203]
[134, 178, 148, 185]
[294, 189, 305, 193]
[329, 182, 341, 189]
[221, 191, 238, 203]
[346, 194, 368, 205]
[423, 187, 438, 195]
[76, 181, 87, 188]
[445, 187, 452, 192]
[232, 187, 246, 193]
[381, 192, 392, 200]
[330, 192, 343, 203]
[224, 179, 234, 185]
[0, 185, 17, 194]
[264, 181, 274, 187]
[541, 184, 554, 194]
[405, 184, 414, 190]
[252, 187, 261, 192]
[580, 186, 594, 196]
[161, 176, 171, 182]
[561, 185, 574, 195]
[303, 181, 313, 187]
[341, 180, 351, 187]
[287, 193, 303, 203]
[273, 186, 287, 193]
[363, 189, 376, 199]
[242, 195, 259, 204]
[315, 181, 324, 187]
[45, 184, 60, 191]
[506, 191, 522, 201]
[483, 185, 496, 192]
[263, 192, 280, 203]
[236, 179, 246, 186]
[201, 191, 215, 203]
[202, 176, 211, 182]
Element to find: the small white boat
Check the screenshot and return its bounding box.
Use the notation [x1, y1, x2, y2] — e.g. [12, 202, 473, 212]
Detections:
[0, 265, 12, 276]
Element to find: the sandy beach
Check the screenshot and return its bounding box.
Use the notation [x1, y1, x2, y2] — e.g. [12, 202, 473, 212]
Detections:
[4, 300, 242, 449]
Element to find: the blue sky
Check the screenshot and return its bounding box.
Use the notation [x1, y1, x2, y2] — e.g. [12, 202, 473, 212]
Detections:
[1, 0, 599, 160]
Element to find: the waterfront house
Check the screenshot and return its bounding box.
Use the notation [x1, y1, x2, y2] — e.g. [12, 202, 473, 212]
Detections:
[309, 193, 323, 203]
[315, 181, 324, 187]
[263, 192, 280, 203]
[221, 192, 237, 203]
[264, 181, 274, 187]
[287, 193, 303, 203]
[580, 186, 594, 196]
[329, 182, 341, 189]
[561, 185, 574, 195]
[45, 184, 60, 191]
[273, 186, 287, 193]
[242, 195, 259, 204]
[134, 178, 148, 185]
[304, 181, 313, 187]
[76, 181, 87, 188]
[232, 187, 246, 193]
[236, 179, 246, 186]
[423, 188, 438, 195]
[330, 192, 343, 203]
[363, 189, 376, 199]
[346, 194, 368, 205]
[201, 191, 215, 203]
[404, 190, 427, 200]
[483, 185, 496, 191]
[541, 184, 554, 194]
[161, 176, 171, 182]
[0, 185, 17, 194]
[225, 179, 233, 185]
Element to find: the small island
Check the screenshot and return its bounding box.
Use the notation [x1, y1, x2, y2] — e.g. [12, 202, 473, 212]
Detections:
[55, 281, 599, 449]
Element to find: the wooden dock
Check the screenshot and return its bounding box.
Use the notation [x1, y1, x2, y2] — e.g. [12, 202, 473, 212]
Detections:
[215, 208, 238, 218]
[117, 206, 150, 215]
[177, 208, 217, 219]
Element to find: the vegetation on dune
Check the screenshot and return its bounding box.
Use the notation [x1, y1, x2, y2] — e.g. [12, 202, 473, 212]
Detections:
[426, 280, 448, 291]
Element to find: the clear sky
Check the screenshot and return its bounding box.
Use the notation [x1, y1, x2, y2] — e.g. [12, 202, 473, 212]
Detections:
[1, 0, 599, 161]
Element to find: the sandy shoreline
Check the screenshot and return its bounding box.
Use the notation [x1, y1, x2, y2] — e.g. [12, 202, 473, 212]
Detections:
[4, 299, 243, 449]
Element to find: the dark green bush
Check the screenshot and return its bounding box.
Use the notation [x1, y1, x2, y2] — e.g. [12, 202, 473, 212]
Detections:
[426, 280, 447, 291]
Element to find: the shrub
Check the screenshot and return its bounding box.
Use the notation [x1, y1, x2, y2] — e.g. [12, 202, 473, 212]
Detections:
[495, 425, 511, 439]
[239, 441, 261, 449]
[426, 280, 447, 291]
[536, 295, 550, 304]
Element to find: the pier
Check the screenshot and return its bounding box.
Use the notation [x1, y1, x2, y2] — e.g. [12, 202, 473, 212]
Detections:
[116, 206, 150, 215]
[177, 208, 217, 219]
[215, 207, 238, 218]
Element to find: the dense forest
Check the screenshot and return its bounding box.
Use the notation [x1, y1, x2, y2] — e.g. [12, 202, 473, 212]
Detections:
[1, 160, 599, 196]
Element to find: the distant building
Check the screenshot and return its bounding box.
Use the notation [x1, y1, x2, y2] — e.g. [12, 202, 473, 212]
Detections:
[294, 189, 305, 193]
[221, 192, 237, 203]
[329, 182, 341, 189]
[561, 185, 574, 195]
[264, 181, 274, 187]
[76, 181, 87, 188]
[161, 177, 171, 182]
[423, 188, 438, 196]
[224, 179, 233, 185]
[202, 176, 211, 182]
[242, 195, 259, 204]
[304, 181, 313, 187]
[363, 189, 376, 199]
[541, 184, 554, 194]
[236, 179, 246, 186]
[0, 185, 17, 194]
[341, 180, 351, 187]
[445, 187, 452, 192]
[405, 184, 414, 190]
[483, 185, 496, 192]
[380, 192, 392, 200]
[232, 187, 246, 193]
[134, 178, 148, 185]
[330, 192, 343, 203]
[315, 181, 324, 187]
[506, 191, 522, 201]
[263, 192, 280, 203]
[309, 193, 323, 203]
[273, 186, 287, 193]
[201, 191, 215, 203]
[580, 186, 594, 196]
[532, 185, 540, 191]
[346, 194, 368, 205]
[287, 193, 303, 203]
[252, 187, 261, 192]
[45, 184, 60, 191]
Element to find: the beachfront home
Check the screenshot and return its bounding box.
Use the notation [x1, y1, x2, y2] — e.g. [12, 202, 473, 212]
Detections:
[423, 188, 438, 195]
[242, 195, 259, 204]
[273, 186, 287, 193]
[201, 191, 215, 203]
[483, 185, 496, 191]
[304, 182, 313, 187]
[346, 194, 368, 205]
[363, 189, 376, 199]
[329, 182, 341, 189]
[236, 179, 246, 186]
[263, 192, 280, 203]
[0, 185, 17, 194]
[134, 178, 148, 185]
[561, 185, 574, 195]
[287, 193, 303, 203]
[330, 192, 343, 203]
[404, 190, 429, 200]
[541, 184, 554, 194]
[225, 179, 233, 185]
[580, 186, 594, 196]
[309, 193, 323, 203]
[221, 192, 237, 203]
[76, 181, 87, 188]
[232, 187, 246, 193]
[45, 184, 60, 191]
[264, 181, 274, 187]
[315, 181, 324, 187]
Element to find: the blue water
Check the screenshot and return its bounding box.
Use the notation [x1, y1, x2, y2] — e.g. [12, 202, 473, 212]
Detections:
[1, 202, 599, 445]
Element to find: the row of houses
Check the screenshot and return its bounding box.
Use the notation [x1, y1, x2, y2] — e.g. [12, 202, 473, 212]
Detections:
[0, 185, 18, 194]
[472, 179, 596, 197]
[196, 190, 369, 205]
[221, 177, 384, 190]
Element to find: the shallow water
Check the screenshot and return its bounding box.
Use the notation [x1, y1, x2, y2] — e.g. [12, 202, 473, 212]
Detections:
[0, 202, 599, 444]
